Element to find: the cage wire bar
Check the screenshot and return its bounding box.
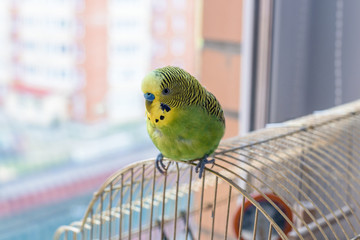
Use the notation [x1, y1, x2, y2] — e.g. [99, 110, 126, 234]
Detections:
[54, 100, 360, 240]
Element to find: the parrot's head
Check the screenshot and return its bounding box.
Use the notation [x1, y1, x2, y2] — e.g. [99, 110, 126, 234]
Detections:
[142, 66, 203, 125]
[142, 66, 198, 110]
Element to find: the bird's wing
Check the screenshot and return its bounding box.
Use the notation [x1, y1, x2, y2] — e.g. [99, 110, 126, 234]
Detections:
[204, 91, 225, 124]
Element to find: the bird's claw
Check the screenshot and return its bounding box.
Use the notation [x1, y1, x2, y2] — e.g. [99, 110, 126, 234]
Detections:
[156, 153, 167, 174]
[195, 155, 215, 179]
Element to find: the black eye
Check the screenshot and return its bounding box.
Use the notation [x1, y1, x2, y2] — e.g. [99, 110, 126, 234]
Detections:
[162, 88, 170, 95]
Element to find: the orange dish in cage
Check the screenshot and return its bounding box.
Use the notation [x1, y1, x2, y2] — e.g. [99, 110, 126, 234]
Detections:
[233, 193, 293, 240]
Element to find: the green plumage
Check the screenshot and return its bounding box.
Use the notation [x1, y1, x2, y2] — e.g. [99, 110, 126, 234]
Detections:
[142, 66, 225, 163]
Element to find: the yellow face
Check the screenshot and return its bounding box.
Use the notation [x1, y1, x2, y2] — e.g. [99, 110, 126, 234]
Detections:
[141, 71, 176, 127]
[141, 71, 162, 100]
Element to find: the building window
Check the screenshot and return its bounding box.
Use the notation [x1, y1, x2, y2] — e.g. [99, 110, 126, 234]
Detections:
[171, 15, 186, 33]
[171, 38, 185, 56]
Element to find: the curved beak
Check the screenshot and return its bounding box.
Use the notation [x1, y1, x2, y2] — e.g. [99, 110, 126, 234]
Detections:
[144, 92, 155, 102]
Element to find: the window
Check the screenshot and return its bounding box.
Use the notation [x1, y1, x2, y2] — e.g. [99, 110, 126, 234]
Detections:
[171, 15, 185, 33]
[245, 1, 360, 130]
[0, 1, 247, 239]
[170, 37, 185, 56]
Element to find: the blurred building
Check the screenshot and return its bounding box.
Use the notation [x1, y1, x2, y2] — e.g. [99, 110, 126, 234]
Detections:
[107, 0, 151, 123]
[0, 0, 199, 127]
[200, 0, 242, 138]
[150, 0, 200, 76]
[0, 0, 146, 126]
[0, 0, 11, 105]
[75, 0, 107, 123]
[4, 0, 84, 126]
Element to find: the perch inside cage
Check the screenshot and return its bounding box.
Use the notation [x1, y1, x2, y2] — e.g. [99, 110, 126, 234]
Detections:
[55, 100, 360, 240]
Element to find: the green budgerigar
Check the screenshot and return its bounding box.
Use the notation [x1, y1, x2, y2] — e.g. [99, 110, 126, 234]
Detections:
[141, 66, 225, 178]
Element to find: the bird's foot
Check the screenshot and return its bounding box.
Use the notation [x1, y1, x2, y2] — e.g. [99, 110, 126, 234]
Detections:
[195, 155, 215, 179]
[155, 153, 167, 174]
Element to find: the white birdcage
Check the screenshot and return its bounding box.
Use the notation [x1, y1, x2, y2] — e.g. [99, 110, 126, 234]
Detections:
[54, 100, 360, 240]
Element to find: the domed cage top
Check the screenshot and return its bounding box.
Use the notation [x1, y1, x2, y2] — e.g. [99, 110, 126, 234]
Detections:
[54, 100, 360, 240]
